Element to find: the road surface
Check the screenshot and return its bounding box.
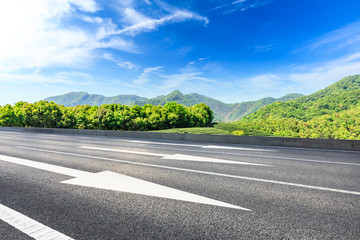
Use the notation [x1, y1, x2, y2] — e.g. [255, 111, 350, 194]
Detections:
[0, 130, 359, 239]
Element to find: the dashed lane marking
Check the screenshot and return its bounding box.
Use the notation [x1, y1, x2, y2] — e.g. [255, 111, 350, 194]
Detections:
[128, 140, 274, 151]
[0, 203, 74, 240]
[79, 146, 272, 167]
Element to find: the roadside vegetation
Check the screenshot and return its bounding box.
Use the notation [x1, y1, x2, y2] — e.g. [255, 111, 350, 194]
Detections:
[0, 101, 213, 131]
[237, 75, 360, 140]
[152, 122, 272, 136]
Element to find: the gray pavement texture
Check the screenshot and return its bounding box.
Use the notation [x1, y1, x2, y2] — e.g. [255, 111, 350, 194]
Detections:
[0, 130, 359, 239]
[1, 127, 360, 151]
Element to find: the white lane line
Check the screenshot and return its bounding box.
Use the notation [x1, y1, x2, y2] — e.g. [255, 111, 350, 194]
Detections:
[203, 145, 272, 151]
[148, 147, 360, 167]
[162, 154, 271, 166]
[80, 146, 166, 157]
[0, 152, 249, 210]
[16, 146, 360, 196]
[225, 153, 360, 166]
[129, 140, 203, 147]
[79, 146, 271, 167]
[128, 140, 273, 151]
[0, 136, 18, 140]
[0, 203, 74, 240]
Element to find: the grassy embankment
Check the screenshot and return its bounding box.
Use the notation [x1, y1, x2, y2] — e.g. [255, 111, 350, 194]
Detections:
[151, 122, 272, 136]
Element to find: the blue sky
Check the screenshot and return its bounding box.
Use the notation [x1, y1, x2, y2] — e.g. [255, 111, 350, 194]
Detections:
[1, 0, 360, 105]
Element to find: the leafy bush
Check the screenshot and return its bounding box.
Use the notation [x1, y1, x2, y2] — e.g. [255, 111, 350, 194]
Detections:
[233, 130, 245, 136]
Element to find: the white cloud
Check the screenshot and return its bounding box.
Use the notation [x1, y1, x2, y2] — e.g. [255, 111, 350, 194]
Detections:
[115, 10, 208, 36]
[134, 66, 163, 84]
[118, 61, 137, 69]
[288, 53, 360, 91]
[78, 15, 103, 24]
[294, 21, 360, 54]
[187, 57, 211, 65]
[131, 63, 217, 93]
[214, 0, 274, 14]
[114, 0, 208, 36]
[234, 53, 360, 100]
[232, 0, 247, 4]
[143, 0, 151, 5]
[0, 0, 209, 75]
[102, 53, 138, 69]
[0, 0, 139, 72]
[68, 0, 101, 12]
[253, 43, 277, 52]
[160, 72, 216, 90]
[102, 53, 115, 61]
[122, 7, 151, 25]
[0, 70, 94, 85]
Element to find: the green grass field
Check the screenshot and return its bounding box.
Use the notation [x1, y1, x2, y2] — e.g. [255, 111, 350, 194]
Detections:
[151, 122, 272, 136]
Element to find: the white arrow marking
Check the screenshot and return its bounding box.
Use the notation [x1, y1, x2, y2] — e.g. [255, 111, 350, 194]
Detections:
[79, 146, 271, 167]
[61, 171, 250, 211]
[0, 154, 251, 211]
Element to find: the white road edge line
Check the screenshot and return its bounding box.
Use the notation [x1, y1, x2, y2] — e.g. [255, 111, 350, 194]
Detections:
[16, 146, 360, 196]
[0, 203, 74, 240]
[79, 146, 272, 167]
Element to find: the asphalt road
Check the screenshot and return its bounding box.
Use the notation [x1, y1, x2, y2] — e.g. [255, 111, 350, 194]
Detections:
[0, 130, 359, 239]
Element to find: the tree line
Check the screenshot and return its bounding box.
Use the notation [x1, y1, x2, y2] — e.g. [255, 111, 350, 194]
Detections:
[0, 101, 213, 131]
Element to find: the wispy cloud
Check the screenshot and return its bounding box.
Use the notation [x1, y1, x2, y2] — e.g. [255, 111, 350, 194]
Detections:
[253, 43, 277, 52]
[214, 0, 274, 14]
[234, 53, 360, 101]
[131, 62, 217, 94]
[160, 72, 216, 91]
[188, 57, 211, 65]
[118, 61, 137, 70]
[114, 3, 209, 36]
[294, 20, 360, 54]
[0, 70, 94, 85]
[102, 53, 138, 69]
[133, 66, 164, 85]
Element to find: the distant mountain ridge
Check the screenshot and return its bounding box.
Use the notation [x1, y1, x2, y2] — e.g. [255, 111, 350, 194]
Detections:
[45, 91, 304, 122]
[45, 92, 148, 107]
[238, 75, 360, 139]
[243, 74, 360, 122]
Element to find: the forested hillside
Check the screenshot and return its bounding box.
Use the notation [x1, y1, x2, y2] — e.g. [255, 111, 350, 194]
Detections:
[238, 75, 360, 139]
[45, 92, 147, 106]
[0, 101, 213, 131]
[45, 90, 303, 122]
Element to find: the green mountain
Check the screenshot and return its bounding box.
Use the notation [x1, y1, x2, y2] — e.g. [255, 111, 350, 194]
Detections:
[243, 75, 360, 121]
[45, 92, 147, 107]
[239, 75, 360, 139]
[45, 91, 303, 122]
